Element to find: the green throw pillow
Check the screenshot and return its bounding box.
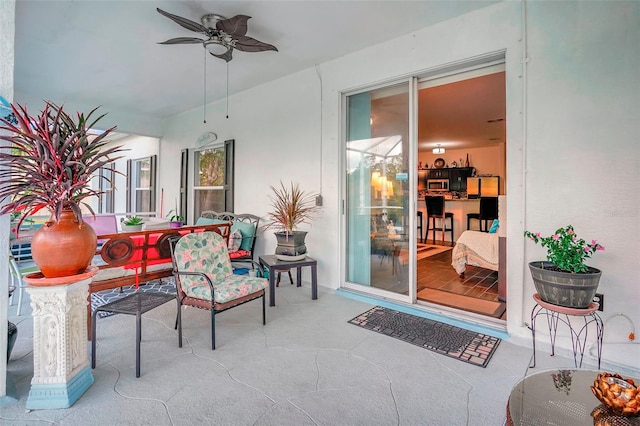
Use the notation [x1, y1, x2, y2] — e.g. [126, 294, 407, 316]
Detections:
[231, 220, 256, 251]
[195, 217, 228, 226]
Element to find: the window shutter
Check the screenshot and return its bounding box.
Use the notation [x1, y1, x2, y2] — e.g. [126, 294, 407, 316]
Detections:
[126, 159, 132, 213]
[224, 139, 234, 211]
[180, 149, 188, 221]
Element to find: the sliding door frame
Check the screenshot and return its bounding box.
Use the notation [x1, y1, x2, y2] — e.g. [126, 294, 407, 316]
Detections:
[340, 76, 419, 304]
[340, 51, 507, 310]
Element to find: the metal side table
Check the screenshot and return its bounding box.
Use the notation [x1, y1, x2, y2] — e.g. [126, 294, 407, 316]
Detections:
[529, 293, 603, 369]
[259, 255, 318, 307]
[92, 292, 174, 378]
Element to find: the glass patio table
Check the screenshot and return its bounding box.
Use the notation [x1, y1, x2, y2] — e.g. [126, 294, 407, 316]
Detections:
[506, 369, 640, 426]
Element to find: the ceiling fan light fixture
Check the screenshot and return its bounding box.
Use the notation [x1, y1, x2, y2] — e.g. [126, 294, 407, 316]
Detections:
[432, 144, 445, 154]
[201, 13, 227, 29]
[157, 8, 278, 63]
[204, 39, 230, 55]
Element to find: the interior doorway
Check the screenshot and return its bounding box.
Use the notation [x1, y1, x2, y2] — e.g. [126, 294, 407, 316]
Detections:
[416, 63, 507, 321]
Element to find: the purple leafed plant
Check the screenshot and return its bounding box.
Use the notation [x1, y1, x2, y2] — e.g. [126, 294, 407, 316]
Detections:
[0, 101, 125, 230]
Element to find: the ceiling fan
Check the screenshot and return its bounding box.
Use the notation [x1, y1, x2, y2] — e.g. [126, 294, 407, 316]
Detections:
[156, 8, 278, 62]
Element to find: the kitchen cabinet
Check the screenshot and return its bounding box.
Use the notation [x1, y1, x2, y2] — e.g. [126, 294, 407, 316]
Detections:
[426, 167, 474, 191]
[449, 167, 474, 191]
[428, 169, 449, 179]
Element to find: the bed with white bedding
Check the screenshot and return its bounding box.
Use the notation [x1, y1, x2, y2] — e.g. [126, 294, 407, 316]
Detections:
[451, 230, 499, 275]
[451, 195, 506, 277]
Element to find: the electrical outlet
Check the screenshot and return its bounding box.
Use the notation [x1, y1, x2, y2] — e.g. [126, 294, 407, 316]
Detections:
[315, 195, 323, 206]
[594, 293, 604, 311]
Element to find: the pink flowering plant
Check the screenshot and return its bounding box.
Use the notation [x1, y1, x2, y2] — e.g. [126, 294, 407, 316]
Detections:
[524, 225, 604, 273]
[551, 370, 573, 395]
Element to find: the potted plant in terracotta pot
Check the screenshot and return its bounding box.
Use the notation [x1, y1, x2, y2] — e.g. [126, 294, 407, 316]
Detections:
[524, 225, 605, 308]
[263, 181, 321, 260]
[0, 101, 124, 278]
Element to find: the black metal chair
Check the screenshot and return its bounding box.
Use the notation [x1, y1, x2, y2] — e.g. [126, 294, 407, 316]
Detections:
[169, 232, 267, 350]
[417, 211, 424, 244]
[425, 196, 454, 244]
[467, 197, 498, 232]
[198, 211, 260, 268]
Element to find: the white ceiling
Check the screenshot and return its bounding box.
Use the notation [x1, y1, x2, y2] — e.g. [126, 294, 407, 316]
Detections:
[14, 0, 500, 120]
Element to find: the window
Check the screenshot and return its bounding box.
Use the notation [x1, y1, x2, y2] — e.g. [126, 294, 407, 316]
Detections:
[97, 162, 115, 213]
[126, 155, 156, 215]
[192, 139, 234, 220]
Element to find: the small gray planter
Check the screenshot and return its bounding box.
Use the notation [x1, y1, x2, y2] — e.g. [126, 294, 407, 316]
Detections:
[274, 231, 307, 256]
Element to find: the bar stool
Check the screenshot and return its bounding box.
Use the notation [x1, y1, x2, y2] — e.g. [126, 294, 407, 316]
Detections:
[467, 197, 498, 232]
[425, 196, 454, 244]
[417, 211, 424, 243]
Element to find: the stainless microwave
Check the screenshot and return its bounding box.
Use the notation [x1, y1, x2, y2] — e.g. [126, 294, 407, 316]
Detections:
[426, 179, 449, 191]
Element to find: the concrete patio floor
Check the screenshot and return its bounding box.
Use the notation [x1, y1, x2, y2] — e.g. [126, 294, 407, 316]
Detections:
[2, 281, 619, 425]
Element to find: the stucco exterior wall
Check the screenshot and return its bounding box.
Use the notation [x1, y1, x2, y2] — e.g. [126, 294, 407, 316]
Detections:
[157, 1, 639, 370]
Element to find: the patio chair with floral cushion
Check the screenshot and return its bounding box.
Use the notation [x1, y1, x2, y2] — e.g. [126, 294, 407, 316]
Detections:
[169, 232, 268, 350]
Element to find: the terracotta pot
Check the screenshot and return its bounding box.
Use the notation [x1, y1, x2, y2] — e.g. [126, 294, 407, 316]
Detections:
[31, 210, 97, 278]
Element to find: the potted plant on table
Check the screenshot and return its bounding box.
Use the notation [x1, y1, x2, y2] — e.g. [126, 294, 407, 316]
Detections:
[263, 181, 321, 260]
[0, 101, 124, 278]
[121, 215, 144, 232]
[167, 210, 185, 228]
[524, 225, 605, 308]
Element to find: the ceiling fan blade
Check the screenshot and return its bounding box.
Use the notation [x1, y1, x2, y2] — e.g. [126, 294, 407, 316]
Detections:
[232, 35, 278, 53]
[216, 15, 250, 36]
[158, 37, 205, 45]
[210, 49, 233, 63]
[157, 8, 208, 34]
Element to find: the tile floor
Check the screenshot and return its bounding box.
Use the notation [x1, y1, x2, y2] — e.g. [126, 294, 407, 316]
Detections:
[2, 279, 623, 425]
[372, 245, 503, 318]
[417, 251, 499, 302]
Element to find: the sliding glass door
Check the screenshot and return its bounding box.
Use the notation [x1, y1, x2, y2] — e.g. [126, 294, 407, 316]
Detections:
[344, 81, 415, 300]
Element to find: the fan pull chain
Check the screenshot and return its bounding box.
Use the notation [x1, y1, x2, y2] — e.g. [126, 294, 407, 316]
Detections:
[203, 49, 207, 123]
[226, 61, 229, 119]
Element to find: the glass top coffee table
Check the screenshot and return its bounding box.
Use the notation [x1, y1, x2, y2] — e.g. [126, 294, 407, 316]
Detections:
[507, 369, 640, 425]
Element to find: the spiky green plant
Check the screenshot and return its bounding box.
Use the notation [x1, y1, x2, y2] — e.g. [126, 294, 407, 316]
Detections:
[264, 181, 321, 234]
[0, 101, 125, 230]
[123, 216, 144, 226]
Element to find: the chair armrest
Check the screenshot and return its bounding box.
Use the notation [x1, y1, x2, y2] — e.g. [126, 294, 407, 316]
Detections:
[173, 270, 216, 298]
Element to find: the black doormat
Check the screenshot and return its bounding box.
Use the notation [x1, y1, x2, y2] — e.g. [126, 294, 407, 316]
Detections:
[348, 306, 501, 368]
[91, 278, 176, 318]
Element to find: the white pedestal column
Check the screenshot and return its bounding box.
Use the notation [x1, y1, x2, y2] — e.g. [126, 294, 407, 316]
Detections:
[24, 267, 97, 409]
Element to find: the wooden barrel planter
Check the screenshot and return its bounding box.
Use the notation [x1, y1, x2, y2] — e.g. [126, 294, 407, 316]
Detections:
[529, 261, 601, 309]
